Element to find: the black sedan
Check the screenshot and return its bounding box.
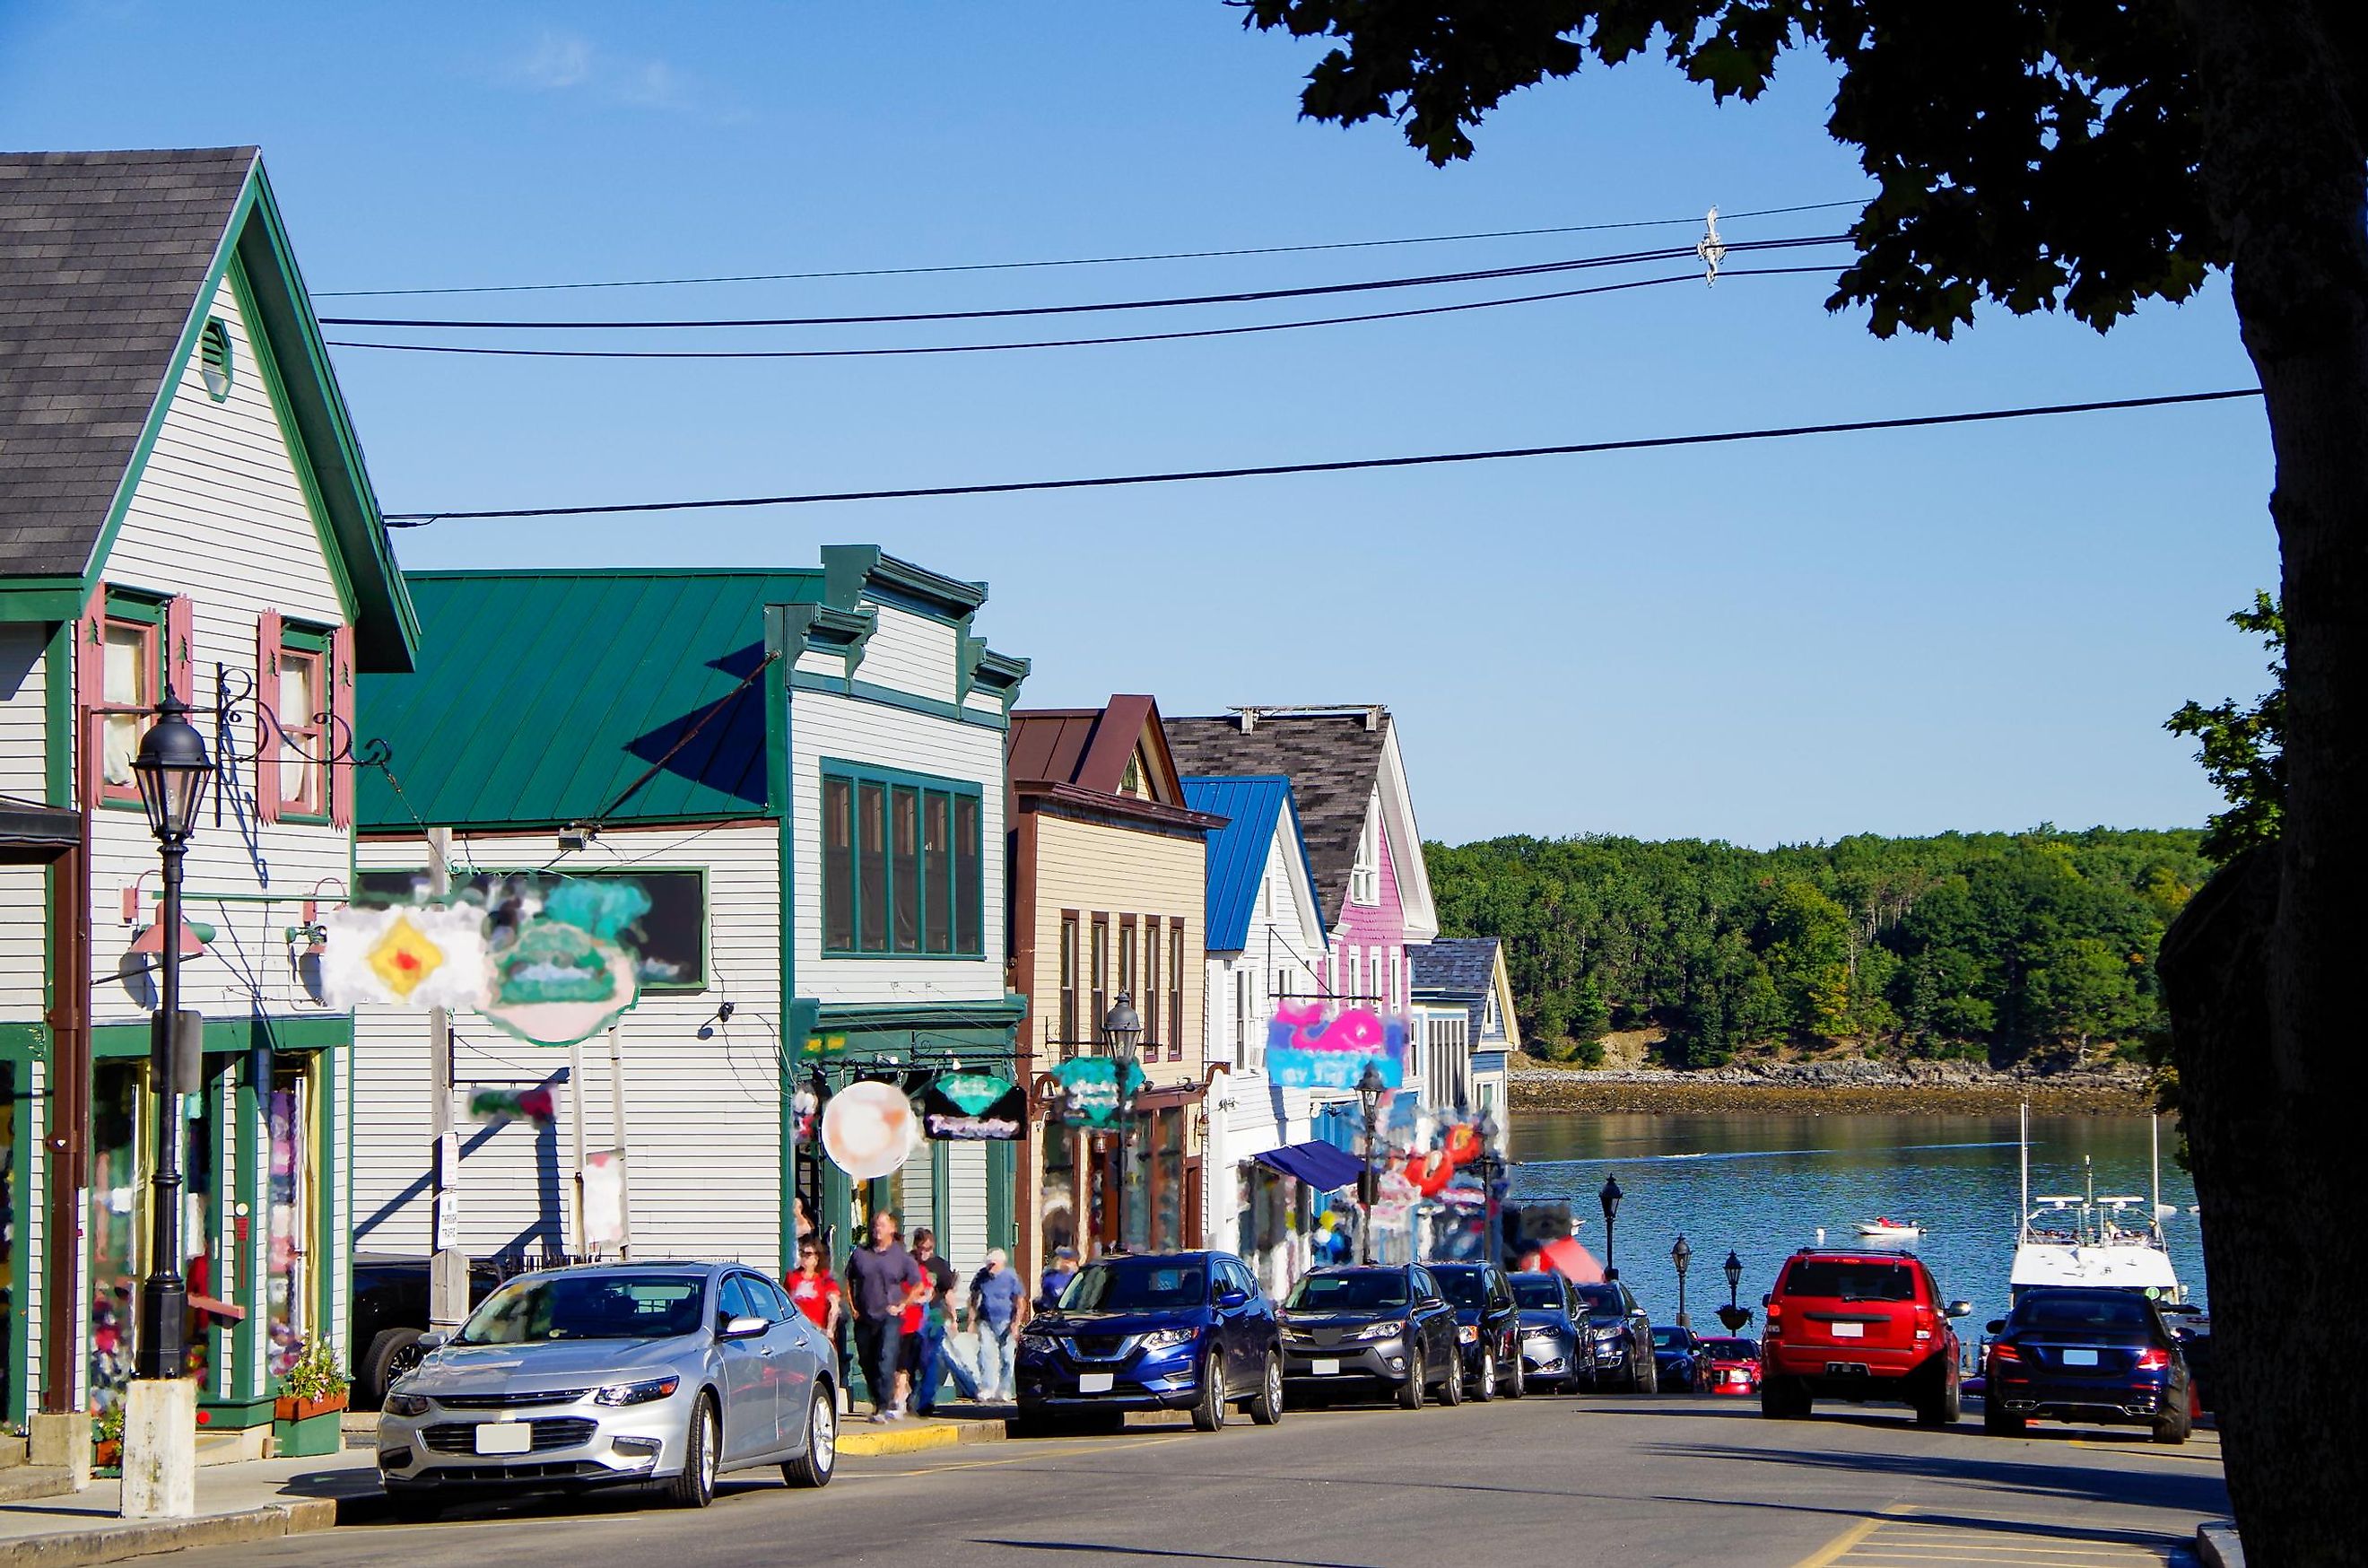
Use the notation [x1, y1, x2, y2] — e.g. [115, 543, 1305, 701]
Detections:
[1572, 1279, 1657, 1392]
[1983, 1288, 2195, 1443]
[1432, 1263, 1527, 1401]
[1278, 1265, 1466, 1408]
[1652, 1325, 1704, 1392]
[1510, 1271, 1584, 1391]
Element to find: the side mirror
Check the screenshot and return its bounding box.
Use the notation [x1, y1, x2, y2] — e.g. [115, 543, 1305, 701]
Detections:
[1985, 1320, 2006, 1337]
[1761, 1294, 1772, 1308]
[1946, 1301, 1973, 1319]
[417, 1329, 451, 1354]
[719, 1314, 770, 1340]
[1216, 1285, 1249, 1308]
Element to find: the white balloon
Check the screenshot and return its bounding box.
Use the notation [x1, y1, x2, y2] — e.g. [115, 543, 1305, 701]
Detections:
[822, 1081, 916, 1180]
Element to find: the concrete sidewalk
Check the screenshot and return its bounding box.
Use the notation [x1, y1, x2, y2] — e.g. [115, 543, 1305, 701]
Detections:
[0, 1450, 379, 1568]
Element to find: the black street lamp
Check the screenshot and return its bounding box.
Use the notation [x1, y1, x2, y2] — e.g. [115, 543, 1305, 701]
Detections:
[1717, 1249, 1753, 1333]
[1101, 994, 1144, 1250]
[1472, 1112, 1506, 1267]
[1356, 1063, 1388, 1265]
[130, 688, 211, 1382]
[1724, 1250, 1745, 1307]
[1671, 1233, 1693, 1328]
[1598, 1174, 1624, 1276]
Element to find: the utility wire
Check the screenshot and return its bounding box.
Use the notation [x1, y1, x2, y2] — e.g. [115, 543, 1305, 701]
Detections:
[317, 235, 1845, 329]
[311, 198, 1867, 298]
[326, 265, 1841, 361]
[380, 388, 2262, 525]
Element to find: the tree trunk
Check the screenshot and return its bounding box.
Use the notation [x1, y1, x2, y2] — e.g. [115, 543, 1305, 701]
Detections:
[2166, 3, 2368, 1562]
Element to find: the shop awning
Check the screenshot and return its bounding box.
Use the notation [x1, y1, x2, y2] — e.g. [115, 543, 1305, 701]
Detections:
[1254, 1140, 1364, 1193]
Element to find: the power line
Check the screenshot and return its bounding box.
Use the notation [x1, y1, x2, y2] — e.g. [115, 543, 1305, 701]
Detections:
[326, 265, 1841, 362]
[311, 198, 1867, 299]
[380, 388, 2262, 525]
[317, 235, 1846, 330]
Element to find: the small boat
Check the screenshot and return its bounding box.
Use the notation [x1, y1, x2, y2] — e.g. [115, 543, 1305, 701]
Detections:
[1857, 1217, 1923, 1241]
[2007, 1105, 2184, 1305]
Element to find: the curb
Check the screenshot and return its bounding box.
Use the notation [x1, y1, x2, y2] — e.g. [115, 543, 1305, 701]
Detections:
[2196, 1521, 2243, 1568]
[0, 1497, 337, 1568]
[838, 1417, 1006, 1458]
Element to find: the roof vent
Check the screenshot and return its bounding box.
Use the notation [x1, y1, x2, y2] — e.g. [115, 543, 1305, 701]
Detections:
[1227, 704, 1389, 732]
[198, 318, 233, 401]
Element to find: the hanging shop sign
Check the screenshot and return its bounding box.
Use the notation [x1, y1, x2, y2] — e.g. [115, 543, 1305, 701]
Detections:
[920, 1073, 1026, 1140]
[468, 1086, 557, 1126]
[1051, 1055, 1146, 1128]
[322, 879, 652, 1046]
[1263, 1001, 1407, 1091]
[821, 1079, 918, 1180]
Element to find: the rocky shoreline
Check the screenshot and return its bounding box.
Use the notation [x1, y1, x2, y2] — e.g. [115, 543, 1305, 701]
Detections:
[1508, 1057, 2157, 1116]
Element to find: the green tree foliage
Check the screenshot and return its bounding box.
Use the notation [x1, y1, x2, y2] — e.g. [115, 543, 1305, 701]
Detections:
[2164, 593, 2285, 861]
[1426, 828, 2208, 1066]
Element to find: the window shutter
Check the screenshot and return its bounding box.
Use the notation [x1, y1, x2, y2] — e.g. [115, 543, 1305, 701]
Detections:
[329, 623, 356, 830]
[74, 594, 107, 807]
[255, 609, 283, 824]
[164, 594, 195, 705]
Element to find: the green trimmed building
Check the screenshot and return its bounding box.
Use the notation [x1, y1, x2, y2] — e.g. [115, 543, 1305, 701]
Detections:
[347, 555, 1029, 1388]
[0, 149, 422, 1432]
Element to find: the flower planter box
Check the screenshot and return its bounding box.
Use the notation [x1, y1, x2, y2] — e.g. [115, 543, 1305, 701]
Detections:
[274, 1391, 349, 1458]
[274, 1392, 347, 1424]
[94, 1439, 121, 1469]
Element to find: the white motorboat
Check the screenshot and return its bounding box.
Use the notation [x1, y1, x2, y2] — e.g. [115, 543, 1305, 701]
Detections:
[1856, 1218, 1923, 1242]
[2007, 1103, 2184, 1304]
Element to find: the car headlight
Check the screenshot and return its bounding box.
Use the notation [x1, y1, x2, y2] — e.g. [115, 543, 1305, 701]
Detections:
[1139, 1328, 1198, 1351]
[593, 1376, 681, 1407]
[1353, 1320, 1405, 1342]
[382, 1391, 431, 1417]
[1592, 1325, 1624, 1340]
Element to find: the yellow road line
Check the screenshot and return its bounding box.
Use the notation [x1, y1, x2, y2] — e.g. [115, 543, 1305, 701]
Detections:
[1789, 1505, 1915, 1568]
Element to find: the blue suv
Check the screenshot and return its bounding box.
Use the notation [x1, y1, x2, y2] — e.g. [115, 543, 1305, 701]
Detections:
[1015, 1250, 1284, 1433]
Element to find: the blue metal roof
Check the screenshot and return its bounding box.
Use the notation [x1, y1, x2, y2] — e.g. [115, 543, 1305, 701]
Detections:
[1181, 774, 1319, 953]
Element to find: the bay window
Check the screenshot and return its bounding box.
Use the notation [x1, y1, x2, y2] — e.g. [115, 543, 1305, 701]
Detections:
[819, 762, 985, 956]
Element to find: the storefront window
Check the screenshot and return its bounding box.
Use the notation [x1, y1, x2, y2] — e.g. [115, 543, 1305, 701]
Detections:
[1042, 1132, 1076, 1259]
[265, 1065, 313, 1380]
[88, 1063, 144, 1415]
[182, 1077, 222, 1388]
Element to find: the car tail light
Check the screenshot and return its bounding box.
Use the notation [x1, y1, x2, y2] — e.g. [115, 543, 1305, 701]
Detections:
[1763, 1303, 1782, 1337]
[1989, 1344, 2022, 1364]
[2135, 1347, 2171, 1371]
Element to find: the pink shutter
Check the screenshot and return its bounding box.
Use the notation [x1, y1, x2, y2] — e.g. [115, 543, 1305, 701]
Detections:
[164, 594, 195, 705]
[329, 623, 355, 830]
[74, 595, 107, 808]
[255, 609, 283, 824]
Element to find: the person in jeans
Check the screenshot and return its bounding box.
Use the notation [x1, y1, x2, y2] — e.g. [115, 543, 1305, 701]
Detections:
[903, 1228, 959, 1416]
[969, 1247, 1025, 1403]
[846, 1209, 921, 1421]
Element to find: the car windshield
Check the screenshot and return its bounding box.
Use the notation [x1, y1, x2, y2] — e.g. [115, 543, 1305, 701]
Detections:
[1512, 1277, 1565, 1311]
[1704, 1338, 1758, 1358]
[1784, 1260, 1915, 1302]
[1652, 1328, 1688, 1348]
[2015, 1293, 2151, 1332]
[1060, 1259, 1206, 1311]
[1575, 1285, 1625, 1315]
[1286, 1271, 1409, 1312]
[457, 1273, 706, 1344]
[1433, 1271, 1489, 1309]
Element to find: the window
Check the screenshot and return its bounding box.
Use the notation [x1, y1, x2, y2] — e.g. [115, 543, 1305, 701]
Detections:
[199, 318, 233, 401]
[99, 612, 160, 797]
[1483, 990, 1500, 1037]
[1058, 913, 1079, 1049]
[1168, 924, 1184, 1058]
[1144, 918, 1162, 1045]
[1119, 919, 1137, 1007]
[1091, 917, 1109, 1038]
[1349, 807, 1380, 905]
[1233, 967, 1250, 1059]
[275, 629, 327, 818]
[819, 764, 985, 957]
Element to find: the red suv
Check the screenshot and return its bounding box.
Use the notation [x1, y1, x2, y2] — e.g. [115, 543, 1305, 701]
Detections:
[1760, 1249, 1971, 1424]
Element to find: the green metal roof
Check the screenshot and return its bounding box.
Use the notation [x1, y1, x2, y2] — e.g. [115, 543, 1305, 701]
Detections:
[357, 569, 822, 832]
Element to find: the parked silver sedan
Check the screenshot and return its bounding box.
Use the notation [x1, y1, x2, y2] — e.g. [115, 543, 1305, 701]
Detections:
[1510, 1270, 1584, 1391]
[377, 1261, 834, 1516]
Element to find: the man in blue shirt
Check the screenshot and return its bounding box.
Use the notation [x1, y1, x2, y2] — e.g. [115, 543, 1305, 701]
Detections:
[968, 1248, 1027, 1404]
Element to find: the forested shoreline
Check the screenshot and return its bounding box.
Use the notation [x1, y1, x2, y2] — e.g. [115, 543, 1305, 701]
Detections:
[1426, 828, 2209, 1069]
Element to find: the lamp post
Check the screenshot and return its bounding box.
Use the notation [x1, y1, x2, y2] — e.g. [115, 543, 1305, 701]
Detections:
[1671, 1233, 1693, 1328]
[1473, 1112, 1506, 1267]
[1717, 1250, 1752, 1333]
[1598, 1174, 1624, 1276]
[1101, 994, 1143, 1251]
[130, 689, 211, 1382]
[1356, 1063, 1387, 1265]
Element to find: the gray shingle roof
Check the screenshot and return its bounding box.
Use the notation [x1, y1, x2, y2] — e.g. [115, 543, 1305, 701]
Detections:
[1411, 936, 1502, 1044]
[0, 147, 257, 577]
[1162, 712, 1389, 928]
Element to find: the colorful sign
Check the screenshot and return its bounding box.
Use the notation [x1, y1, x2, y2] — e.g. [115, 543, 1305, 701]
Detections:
[468, 1086, 557, 1126]
[920, 1074, 1025, 1140]
[1264, 1002, 1406, 1091]
[1051, 1055, 1146, 1128]
[321, 905, 488, 1011]
[821, 1080, 918, 1180]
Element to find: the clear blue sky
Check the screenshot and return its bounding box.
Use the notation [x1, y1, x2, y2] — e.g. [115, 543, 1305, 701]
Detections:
[2, 3, 2277, 849]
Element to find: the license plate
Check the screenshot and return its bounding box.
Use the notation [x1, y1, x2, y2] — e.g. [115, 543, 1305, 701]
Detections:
[474, 1421, 533, 1456]
[1311, 1359, 1339, 1377]
[2062, 1347, 2100, 1367]
[1831, 1321, 1864, 1338]
[1077, 1372, 1114, 1394]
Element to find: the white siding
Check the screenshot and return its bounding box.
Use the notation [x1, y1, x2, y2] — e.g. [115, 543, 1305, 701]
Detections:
[945, 1141, 988, 1267]
[853, 605, 959, 706]
[18, 1057, 44, 1410]
[0, 627, 48, 1020]
[790, 689, 1007, 1004]
[349, 823, 788, 1276]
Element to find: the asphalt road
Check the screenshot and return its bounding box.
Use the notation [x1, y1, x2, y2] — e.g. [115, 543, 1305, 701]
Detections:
[183, 1391, 2231, 1568]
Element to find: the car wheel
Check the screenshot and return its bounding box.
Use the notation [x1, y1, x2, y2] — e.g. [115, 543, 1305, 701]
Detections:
[1472, 1346, 1498, 1402]
[1505, 1346, 1527, 1399]
[665, 1394, 719, 1509]
[1439, 1346, 1465, 1406]
[1249, 1353, 1284, 1426]
[2152, 1397, 2193, 1445]
[1636, 1347, 1658, 1395]
[1398, 1346, 1426, 1410]
[1982, 1400, 2026, 1436]
[1762, 1375, 1809, 1419]
[361, 1328, 427, 1408]
[781, 1383, 837, 1487]
[1190, 1352, 1227, 1432]
[1915, 1362, 1958, 1427]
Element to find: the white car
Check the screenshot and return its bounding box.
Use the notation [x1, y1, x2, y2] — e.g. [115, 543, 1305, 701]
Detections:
[377, 1261, 835, 1516]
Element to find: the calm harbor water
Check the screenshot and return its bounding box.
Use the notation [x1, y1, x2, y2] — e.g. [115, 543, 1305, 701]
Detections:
[1507, 1111, 2204, 1334]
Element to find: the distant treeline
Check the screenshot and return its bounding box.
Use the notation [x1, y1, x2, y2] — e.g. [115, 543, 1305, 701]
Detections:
[1424, 828, 2209, 1068]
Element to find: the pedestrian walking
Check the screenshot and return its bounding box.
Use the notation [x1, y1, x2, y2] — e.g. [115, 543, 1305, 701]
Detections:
[846, 1209, 922, 1421]
[786, 1238, 844, 1336]
[904, 1228, 958, 1416]
[1039, 1244, 1078, 1311]
[970, 1247, 1025, 1403]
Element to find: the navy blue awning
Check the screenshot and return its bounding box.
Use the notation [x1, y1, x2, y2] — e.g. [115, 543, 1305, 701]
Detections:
[1254, 1139, 1364, 1193]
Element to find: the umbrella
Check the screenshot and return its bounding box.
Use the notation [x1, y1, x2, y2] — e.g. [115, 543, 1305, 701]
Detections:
[1523, 1235, 1604, 1283]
